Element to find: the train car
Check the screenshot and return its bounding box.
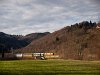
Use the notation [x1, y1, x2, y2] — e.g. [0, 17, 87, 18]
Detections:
[33, 53, 41, 56]
[23, 53, 32, 57]
[32, 53, 45, 60]
[44, 55, 59, 59]
[15, 53, 23, 58]
[44, 53, 54, 56]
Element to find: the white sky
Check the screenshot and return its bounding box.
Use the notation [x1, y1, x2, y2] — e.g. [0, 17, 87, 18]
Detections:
[0, 0, 100, 35]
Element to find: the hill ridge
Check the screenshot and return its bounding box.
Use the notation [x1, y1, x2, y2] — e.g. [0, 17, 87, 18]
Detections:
[17, 21, 100, 60]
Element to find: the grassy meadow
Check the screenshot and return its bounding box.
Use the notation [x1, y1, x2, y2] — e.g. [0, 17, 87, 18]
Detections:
[0, 60, 100, 75]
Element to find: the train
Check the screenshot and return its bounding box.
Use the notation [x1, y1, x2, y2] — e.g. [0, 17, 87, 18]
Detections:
[15, 53, 59, 60]
[0, 53, 59, 60]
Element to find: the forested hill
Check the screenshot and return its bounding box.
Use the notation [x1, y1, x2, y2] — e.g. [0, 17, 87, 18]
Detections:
[17, 21, 100, 60]
[0, 32, 50, 53]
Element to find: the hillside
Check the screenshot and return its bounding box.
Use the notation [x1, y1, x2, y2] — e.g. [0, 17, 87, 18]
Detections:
[21, 32, 50, 44]
[17, 21, 100, 60]
[0, 32, 50, 53]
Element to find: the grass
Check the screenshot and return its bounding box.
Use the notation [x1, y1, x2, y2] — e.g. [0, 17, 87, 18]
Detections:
[0, 60, 100, 75]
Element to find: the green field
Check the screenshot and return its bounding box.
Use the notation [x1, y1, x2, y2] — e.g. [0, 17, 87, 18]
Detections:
[0, 60, 100, 75]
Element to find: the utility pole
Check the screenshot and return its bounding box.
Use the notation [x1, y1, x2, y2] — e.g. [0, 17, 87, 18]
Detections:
[1, 46, 4, 58]
[11, 47, 14, 54]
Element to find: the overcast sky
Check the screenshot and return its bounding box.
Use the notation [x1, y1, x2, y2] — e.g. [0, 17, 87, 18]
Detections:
[0, 0, 100, 35]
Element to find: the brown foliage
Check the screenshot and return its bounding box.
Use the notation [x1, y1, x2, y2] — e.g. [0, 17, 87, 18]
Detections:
[17, 21, 100, 60]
